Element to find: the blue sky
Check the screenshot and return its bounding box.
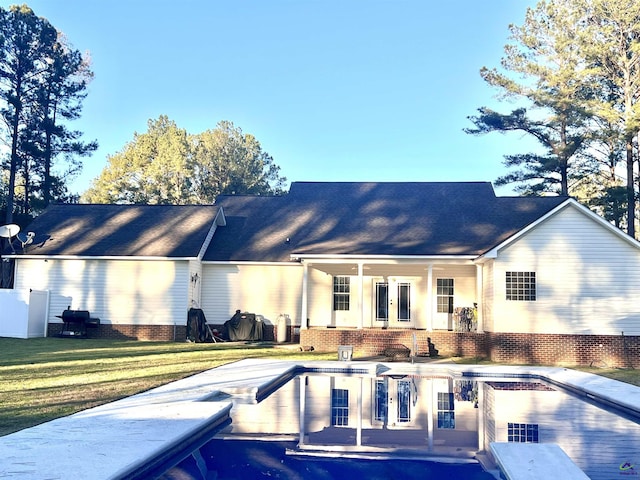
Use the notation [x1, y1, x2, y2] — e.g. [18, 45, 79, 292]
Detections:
[11, 0, 539, 196]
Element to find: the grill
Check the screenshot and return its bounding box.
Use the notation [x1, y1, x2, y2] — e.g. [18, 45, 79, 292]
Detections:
[56, 309, 100, 337]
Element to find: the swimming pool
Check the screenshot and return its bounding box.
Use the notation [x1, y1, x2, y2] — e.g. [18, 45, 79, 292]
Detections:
[159, 367, 640, 480]
[2, 360, 639, 479]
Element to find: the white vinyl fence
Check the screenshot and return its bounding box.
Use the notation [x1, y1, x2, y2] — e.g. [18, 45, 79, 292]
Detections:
[0, 289, 49, 338]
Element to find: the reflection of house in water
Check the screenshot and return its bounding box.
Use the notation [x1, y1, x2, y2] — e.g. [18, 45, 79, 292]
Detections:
[217, 373, 640, 480]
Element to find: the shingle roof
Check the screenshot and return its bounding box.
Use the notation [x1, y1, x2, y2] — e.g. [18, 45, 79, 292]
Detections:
[13, 204, 221, 257]
[204, 181, 568, 262]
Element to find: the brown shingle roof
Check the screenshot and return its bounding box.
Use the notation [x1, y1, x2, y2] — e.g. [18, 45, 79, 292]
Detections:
[204, 181, 568, 262]
[16, 204, 220, 257]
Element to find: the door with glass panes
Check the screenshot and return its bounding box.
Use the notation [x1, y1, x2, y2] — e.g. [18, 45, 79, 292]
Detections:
[373, 377, 418, 427]
[373, 278, 414, 327]
[434, 278, 454, 330]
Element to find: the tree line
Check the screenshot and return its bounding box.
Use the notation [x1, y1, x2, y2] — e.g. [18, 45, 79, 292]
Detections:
[0, 5, 96, 224]
[4, 1, 640, 239]
[466, 0, 640, 237]
[82, 116, 287, 204]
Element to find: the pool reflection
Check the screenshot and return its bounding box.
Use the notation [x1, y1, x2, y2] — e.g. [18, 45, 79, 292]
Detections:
[214, 372, 640, 480]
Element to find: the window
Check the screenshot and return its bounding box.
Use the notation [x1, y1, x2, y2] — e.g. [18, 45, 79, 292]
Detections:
[397, 380, 412, 422]
[508, 423, 539, 443]
[375, 282, 389, 321]
[437, 278, 454, 314]
[437, 392, 455, 429]
[333, 276, 350, 311]
[397, 283, 411, 321]
[506, 272, 536, 301]
[331, 389, 349, 426]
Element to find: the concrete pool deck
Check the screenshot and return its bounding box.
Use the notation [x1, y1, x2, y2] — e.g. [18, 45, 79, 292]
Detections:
[0, 359, 639, 479]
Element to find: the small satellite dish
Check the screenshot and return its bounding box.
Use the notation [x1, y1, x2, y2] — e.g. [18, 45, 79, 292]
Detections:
[0, 224, 20, 238]
[16, 231, 35, 248]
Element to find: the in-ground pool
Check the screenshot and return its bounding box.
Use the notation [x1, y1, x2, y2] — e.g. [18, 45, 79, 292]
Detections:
[159, 369, 640, 480]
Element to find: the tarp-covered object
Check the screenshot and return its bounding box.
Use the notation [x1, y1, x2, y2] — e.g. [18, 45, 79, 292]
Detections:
[224, 310, 263, 341]
[187, 308, 209, 342]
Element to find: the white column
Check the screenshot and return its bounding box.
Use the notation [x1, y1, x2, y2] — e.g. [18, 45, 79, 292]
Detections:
[300, 262, 308, 329]
[426, 264, 433, 331]
[356, 377, 363, 446]
[357, 262, 364, 329]
[475, 263, 483, 332]
[299, 374, 307, 447]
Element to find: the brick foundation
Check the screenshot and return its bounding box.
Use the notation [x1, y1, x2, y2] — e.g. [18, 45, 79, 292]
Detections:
[47, 322, 286, 342]
[299, 328, 640, 368]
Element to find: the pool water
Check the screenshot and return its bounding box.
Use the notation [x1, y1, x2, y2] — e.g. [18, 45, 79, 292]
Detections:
[161, 371, 640, 480]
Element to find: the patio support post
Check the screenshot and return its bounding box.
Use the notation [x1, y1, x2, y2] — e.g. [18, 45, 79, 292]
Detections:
[300, 261, 308, 329]
[357, 262, 364, 329]
[426, 264, 433, 331]
[475, 264, 483, 332]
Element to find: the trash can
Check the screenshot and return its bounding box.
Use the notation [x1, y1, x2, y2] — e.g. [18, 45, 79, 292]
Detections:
[338, 345, 353, 361]
[276, 314, 288, 343]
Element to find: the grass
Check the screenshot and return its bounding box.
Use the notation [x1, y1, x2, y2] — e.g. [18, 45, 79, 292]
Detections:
[1, 338, 638, 438]
[0, 337, 335, 437]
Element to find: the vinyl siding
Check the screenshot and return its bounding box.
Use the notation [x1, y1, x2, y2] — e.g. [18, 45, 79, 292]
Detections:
[14, 258, 189, 326]
[491, 205, 640, 335]
[482, 260, 495, 332]
[201, 263, 303, 325]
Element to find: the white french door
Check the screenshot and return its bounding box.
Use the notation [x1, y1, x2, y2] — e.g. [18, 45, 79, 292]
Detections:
[374, 278, 413, 327]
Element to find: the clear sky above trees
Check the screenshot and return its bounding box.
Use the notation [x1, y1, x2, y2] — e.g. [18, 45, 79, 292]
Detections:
[19, 0, 540, 197]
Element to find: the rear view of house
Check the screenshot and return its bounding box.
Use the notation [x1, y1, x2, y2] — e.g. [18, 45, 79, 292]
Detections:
[3, 181, 640, 366]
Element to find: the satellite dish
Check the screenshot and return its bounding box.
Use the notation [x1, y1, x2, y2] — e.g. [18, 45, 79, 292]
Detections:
[0, 224, 20, 238]
[16, 231, 35, 248]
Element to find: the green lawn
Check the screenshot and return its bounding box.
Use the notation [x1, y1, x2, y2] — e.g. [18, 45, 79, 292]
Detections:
[0, 338, 637, 438]
[0, 337, 335, 437]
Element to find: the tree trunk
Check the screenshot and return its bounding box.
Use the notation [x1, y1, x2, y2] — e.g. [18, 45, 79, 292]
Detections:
[626, 139, 635, 238]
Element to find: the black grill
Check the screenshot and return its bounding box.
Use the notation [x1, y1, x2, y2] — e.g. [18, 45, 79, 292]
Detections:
[56, 309, 100, 337]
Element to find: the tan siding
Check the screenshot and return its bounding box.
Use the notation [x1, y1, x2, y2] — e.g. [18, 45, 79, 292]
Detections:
[14, 259, 188, 326]
[201, 264, 303, 325]
[492, 205, 640, 334]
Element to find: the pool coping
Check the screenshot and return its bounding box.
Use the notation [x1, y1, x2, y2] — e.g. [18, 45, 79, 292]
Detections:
[0, 359, 638, 479]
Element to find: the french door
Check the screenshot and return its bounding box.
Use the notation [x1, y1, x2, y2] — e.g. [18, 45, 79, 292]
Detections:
[374, 278, 413, 326]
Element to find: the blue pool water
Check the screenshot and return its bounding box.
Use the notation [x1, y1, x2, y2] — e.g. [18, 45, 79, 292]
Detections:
[158, 371, 640, 480]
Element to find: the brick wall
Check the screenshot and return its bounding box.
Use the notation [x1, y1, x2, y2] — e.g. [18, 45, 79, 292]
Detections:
[486, 332, 640, 368]
[299, 328, 640, 368]
[47, 322, 286, 342]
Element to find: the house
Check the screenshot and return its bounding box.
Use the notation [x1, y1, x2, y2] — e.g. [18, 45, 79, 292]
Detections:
[3, 181, 640, 366]
[3, 204, 225, 339]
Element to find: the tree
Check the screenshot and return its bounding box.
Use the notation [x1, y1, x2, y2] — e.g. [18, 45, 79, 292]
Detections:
[34, 34, 97, 209]
[0, 5, 94, 222]
[83, 116, 191, 204]
[466, 0, 593, 197]
[576, 0, 640, 237]
[83, 118, 286, 204]
[0, 5, 56, 223]
[190, 120, 286, 203]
